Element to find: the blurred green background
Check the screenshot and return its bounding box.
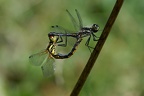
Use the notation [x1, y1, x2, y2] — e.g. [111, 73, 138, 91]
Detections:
[0, 0, 144, 96]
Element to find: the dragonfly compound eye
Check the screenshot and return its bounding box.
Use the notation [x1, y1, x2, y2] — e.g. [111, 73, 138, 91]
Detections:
[92, 24, 99, 32]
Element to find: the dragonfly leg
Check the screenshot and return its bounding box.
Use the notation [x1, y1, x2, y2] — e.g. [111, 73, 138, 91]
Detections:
[57, 33, 67, 47]
[51, 25, 68, 47]
[85, 35, 94, 52]
[56, 35, 63, 43]
[92, 33, 99, 41]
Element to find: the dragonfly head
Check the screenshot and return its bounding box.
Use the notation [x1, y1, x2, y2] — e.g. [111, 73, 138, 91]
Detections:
[91, 24, 99, 33]
[48, 33, 58, 43]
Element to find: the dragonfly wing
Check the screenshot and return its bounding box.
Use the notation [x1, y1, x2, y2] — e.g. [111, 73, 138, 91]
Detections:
[51, 25, 73, 34]
[41, 57, 55, 77]
[75, 9, 83, 30]
[29, 50, 47, 66]
[66, 9, 80, 32]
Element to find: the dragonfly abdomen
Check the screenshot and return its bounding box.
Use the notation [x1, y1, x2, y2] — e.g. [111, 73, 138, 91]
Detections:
[48, 38, 82, 59]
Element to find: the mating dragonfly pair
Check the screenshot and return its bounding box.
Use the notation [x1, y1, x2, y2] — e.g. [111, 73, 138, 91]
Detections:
[29, 9, 100, 77]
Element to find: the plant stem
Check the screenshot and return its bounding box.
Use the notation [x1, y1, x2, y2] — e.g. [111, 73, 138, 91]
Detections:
[70, 0, 124, 96]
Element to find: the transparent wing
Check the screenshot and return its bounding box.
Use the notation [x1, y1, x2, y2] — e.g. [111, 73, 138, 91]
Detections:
[51, 10, 82, 34]
[29, 50, 47, 66]
[66, 9, 80, 32]
[41, 57, 55, 77]
[51, 25, 74, 34]
[75, 9, 83, 30]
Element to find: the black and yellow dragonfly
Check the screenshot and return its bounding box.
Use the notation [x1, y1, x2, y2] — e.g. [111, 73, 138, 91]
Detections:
[29, 36, 58, 77]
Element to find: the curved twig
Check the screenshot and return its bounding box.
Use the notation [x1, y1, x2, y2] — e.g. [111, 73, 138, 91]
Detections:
[70, 0, 124, 96]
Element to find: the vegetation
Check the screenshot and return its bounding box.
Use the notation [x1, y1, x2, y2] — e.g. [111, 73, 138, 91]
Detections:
[0, 0, 143, 96]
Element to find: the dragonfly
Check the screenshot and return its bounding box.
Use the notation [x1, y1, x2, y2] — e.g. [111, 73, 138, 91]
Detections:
[29, 9, 100, 76]
[47, 9, 100, 58]
[29, 32, 80, 76]
[29, 30, 81, 76]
